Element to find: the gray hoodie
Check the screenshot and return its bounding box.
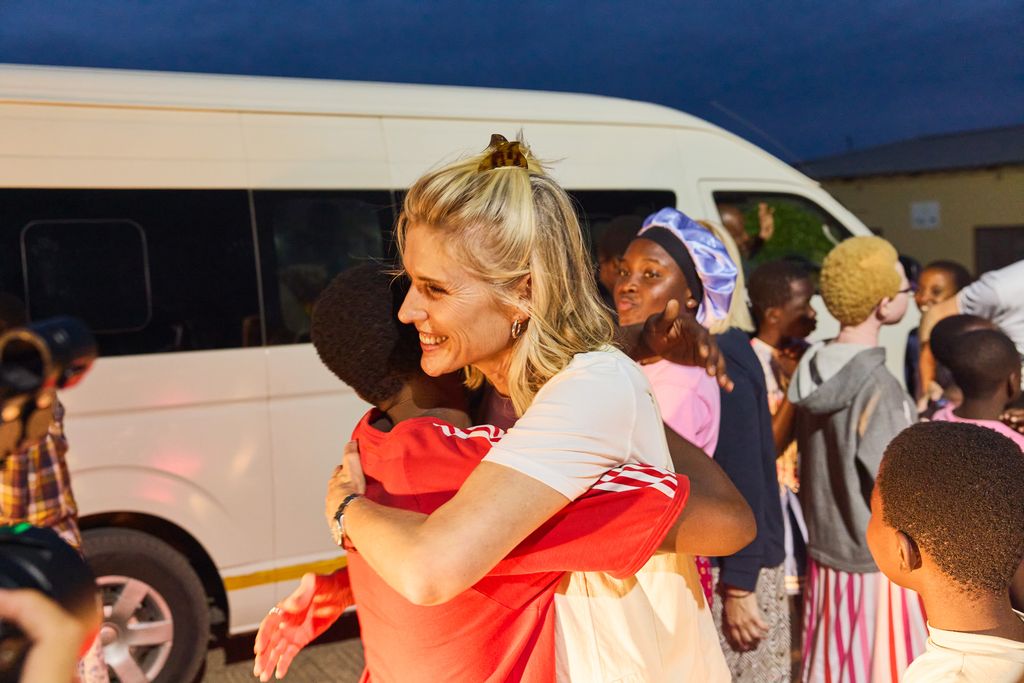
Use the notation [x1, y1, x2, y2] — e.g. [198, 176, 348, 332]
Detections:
[788, 342, 916, 573]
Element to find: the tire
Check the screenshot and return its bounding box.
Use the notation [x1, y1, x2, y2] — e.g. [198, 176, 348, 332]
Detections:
[83, 528, 210, 683]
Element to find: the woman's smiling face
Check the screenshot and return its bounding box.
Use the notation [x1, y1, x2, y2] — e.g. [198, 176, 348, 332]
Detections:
[614, 238, 694, 327]
[397, 223, 518, 383]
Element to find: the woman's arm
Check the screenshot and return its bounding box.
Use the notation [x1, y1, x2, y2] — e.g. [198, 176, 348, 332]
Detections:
[657, 425, 756, 556]
[333, 452, 568, 606]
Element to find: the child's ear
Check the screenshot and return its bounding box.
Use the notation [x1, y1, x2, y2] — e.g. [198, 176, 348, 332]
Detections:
[896, 531, 923, 573]
[685, 297, 699, 312]
[1008, 369, 1022, 402]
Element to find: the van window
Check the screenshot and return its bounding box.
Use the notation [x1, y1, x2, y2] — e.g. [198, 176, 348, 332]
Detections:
[22, 220, 151, 332]
[0, 189, 260, 356]
[254, 191, 395, 345]
[713, 192, 852, 274]
[569, 190, 677, 258]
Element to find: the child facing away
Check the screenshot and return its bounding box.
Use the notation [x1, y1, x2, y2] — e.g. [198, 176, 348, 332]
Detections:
[867, 421, 1024, 682]
[786, 236, 927, 682]
[930, 327, 1024, 450]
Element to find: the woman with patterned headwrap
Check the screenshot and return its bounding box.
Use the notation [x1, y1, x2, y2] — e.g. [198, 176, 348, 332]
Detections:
[615, 208, 738, 605]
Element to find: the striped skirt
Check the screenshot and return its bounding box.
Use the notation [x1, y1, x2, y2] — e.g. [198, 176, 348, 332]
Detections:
[800, 559, 927, 683]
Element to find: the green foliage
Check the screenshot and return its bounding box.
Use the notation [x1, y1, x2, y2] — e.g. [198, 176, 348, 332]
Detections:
[744, 201, 837, 268]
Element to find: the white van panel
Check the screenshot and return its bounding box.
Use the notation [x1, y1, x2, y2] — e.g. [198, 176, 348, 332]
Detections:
[240, 113, 391, 188]
[65, 399, 275, 569]
[382, 119, 683, 191]
[60, 347, 268, 415]
[0, 104, 247, 187]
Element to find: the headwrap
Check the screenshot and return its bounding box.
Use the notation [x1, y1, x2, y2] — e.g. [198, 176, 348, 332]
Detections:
[637, 207, 737, 327]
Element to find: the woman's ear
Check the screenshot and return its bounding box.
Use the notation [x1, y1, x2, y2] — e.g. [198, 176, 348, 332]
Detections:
[513, 274, 531, 300]
[513, 274, 532, 319]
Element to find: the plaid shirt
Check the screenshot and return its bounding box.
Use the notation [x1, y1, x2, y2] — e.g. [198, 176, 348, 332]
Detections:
[0, 401, 81, 548]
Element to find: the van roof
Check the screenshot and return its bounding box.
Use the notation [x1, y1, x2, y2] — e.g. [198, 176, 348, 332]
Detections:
[0, 63, 716, 129]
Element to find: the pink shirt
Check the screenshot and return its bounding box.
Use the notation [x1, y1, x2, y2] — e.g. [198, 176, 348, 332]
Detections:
[641, 360, 721, 456]
[931, 404, 1024, 451]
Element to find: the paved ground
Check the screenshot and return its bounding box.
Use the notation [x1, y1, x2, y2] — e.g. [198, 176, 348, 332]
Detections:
[203, 638, 365, 683]
[201, 601, 803, 682]
[202, 615, 365, 683]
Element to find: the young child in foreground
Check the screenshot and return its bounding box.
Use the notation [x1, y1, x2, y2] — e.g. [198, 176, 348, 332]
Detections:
[931, 327, 1024, 450]
[867, 421, 1024, 682]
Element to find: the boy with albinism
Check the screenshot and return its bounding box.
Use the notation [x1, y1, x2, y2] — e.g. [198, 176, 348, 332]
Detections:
[787, 235, 927, 681]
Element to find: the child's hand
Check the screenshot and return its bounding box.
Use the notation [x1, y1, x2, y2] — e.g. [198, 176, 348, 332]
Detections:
[253, 571, 353, 681]
[642, 299, 733, 391]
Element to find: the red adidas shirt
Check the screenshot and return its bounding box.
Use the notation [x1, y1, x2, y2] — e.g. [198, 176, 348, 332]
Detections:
[346, 409, 688, 683]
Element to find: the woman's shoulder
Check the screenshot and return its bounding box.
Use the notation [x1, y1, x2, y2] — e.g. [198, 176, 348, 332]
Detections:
[537, 346, 648, 401]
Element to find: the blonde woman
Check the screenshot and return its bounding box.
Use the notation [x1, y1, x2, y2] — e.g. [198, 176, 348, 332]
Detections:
[325, 135, 750, 681]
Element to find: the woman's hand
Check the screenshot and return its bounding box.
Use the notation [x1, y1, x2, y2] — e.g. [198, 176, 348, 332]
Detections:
[325, 441, 366, 534]
[721, 589, 769, 652]
[0, 588, 96, 683]
[253, 571, 354, 681]
[641, 299, 733, 391]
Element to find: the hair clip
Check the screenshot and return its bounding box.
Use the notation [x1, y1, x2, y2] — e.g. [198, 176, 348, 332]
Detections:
[478, 134, 529, 171]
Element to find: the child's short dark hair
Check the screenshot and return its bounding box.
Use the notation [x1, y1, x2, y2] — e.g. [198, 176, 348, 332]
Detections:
[930, 314, 994, 368]
[923, 260, 973, 291]
[878, 421, 1024, 594]
[747, 259, 811, 322]
[310, 263, 422, 406]
[945, 329, 1019, 398]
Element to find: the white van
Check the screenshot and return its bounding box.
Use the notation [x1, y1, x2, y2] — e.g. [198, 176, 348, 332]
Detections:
[0, 64, 914, 682]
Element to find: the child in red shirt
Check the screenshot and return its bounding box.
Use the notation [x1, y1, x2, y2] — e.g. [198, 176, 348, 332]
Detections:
[254, 264, 742, 682]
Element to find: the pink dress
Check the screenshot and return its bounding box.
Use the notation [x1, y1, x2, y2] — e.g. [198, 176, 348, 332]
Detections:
[641, 360, 721, 603]
[930, 404, 1024, 451]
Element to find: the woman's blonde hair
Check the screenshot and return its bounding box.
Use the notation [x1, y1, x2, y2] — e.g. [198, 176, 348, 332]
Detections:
[697, 219, 754, 333]
[396, 135, 616, 415]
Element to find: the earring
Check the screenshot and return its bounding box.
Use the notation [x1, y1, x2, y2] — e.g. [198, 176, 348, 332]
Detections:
[511, 318, 523, 340]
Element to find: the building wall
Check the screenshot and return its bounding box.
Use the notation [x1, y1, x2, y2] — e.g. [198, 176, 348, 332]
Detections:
[822, 165, 1024, 273]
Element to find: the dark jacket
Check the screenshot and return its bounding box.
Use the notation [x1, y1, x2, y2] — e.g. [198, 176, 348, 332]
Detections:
[711, 328, 786, 591]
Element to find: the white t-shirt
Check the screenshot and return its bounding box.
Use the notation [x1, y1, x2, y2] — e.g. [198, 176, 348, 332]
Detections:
[484, 348, 730, 682]
[903, 611, 1024, 682]
[958, 259, 1024, 358]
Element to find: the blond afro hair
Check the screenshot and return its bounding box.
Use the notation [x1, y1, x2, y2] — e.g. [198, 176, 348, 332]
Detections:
[820, 236, 900, 326]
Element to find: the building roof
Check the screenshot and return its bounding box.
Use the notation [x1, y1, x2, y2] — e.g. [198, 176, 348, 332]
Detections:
[800, 125, 1024, 179]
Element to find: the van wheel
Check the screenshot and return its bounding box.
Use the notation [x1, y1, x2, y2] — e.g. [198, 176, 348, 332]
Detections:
[83, 528, 209, 683]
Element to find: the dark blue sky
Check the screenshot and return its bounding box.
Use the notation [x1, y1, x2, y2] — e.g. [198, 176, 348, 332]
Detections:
[1, 1, 1021, 160]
